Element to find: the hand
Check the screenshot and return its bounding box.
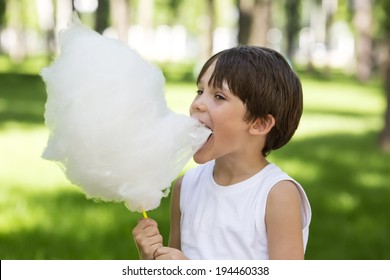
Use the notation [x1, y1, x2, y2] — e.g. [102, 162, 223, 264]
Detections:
[132, 218, 163, 260]
[154, 247, 188, 260]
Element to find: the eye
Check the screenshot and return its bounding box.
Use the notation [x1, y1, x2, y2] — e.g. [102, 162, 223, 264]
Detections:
[196, 90, 203, 95]
[215, 94, 225, 100]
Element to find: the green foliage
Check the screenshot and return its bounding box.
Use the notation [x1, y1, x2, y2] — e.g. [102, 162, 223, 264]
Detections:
[154, 0, 182, 25]
[0, 0, 5, 26]
[0, 68, 389, 259]
[156, 60, 197, 83]
[135, 0, 206, 31]
[0, 55, 48, 74]
[376, 0, 390, 37]
[5, 0, 39, 30]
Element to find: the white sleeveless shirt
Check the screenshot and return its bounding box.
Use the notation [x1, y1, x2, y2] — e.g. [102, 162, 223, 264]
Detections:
[180, 160, 311, 260]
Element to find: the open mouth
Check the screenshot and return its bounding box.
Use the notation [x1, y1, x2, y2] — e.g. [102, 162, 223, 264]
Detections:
[200, 121, 213, 133]
[199, 122, 213, 144]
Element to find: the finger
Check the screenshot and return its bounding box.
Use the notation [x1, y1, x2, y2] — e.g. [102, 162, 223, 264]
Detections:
[133, 219, 159, 237]
[153, 247, 162, 260]
[147, 234, 164, 247]
[137, 218, 158, 229]
[153, 247, 170, 259]
[144, 225, 160, 235]
[136, 231, 163, 247]
[140, 242, 163, 260]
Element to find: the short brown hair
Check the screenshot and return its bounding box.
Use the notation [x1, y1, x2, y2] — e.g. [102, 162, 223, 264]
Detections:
[197, 46, 303, 156]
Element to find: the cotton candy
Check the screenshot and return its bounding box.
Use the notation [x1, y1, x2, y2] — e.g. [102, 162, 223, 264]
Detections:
[41, 15, 211, 212]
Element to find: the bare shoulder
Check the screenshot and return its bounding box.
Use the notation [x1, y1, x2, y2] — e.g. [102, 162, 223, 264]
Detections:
[267, 180, 302, 205]
[266, 180, 303, 220]
[174, 176, 183, 187]
[266, 180, 304, 259]
[171, 176, 183, 210]
[172, 176, 183, 196]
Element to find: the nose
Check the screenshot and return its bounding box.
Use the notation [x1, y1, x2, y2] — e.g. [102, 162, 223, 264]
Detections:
[190, 93, 207, 114]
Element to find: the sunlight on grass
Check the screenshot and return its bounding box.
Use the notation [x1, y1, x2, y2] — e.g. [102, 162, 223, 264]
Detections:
[0, 55, 48, 74]
[1, 72, 389, 259]
[302, 78, 384, 115]
[273, 157, 320, 182]
[325, 192, 360, 213]
[356, 173, 388, 189]
[0, 125, 70, 189]
[297, 114, 382, 138]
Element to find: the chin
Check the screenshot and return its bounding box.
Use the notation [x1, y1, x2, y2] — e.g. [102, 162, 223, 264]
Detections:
[193, 153, 211, 165]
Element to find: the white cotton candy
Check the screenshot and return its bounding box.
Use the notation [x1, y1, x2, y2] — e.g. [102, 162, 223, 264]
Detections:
[41, 15, 211, 212]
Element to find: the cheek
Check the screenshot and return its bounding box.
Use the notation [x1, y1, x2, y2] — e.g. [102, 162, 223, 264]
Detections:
[215, 118, 250, 141]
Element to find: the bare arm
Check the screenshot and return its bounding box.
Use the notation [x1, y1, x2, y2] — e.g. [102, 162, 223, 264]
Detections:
[168, 176, 182, 249]
[154, 176, 189, 260]
[265, 180, 304, 260]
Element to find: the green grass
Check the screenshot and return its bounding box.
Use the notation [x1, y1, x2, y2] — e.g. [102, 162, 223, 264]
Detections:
[0, 69, 389, 259]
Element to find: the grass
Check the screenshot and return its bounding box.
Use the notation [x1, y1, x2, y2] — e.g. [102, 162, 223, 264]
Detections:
[0, 67, 389, 259]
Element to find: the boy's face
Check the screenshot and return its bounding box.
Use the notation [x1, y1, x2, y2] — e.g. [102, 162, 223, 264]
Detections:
[190, 62, 254, 164]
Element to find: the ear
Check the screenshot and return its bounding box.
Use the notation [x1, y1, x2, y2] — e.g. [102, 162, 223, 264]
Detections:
[249, 114, 276, 136]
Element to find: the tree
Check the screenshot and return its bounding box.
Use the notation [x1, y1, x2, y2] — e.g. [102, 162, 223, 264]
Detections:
[353, 0, 373, 81]
[199, 0, 215, 61]
[6, 0, 27, 61]
[237, 0, 271, 46]
[0, 0, 7, 54]
[35, 0, 56, 58]
[0, 0, 5, 26]
[323, 0, 337, 56]
[381, 54, 390, 152]
[285, 0, 301, 59]
[95, 0, 110, 34]
[109, 0, 130, 43]
[379, 0, 390, 152]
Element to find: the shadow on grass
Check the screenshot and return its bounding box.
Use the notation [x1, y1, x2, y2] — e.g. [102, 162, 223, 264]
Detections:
[2, 130, 389, 260]
[1, 130, 389, 260]
[0, 73, 46, 126]
[1, 73, 388, 259]
[303, 107, 380, 118]
[270, 130, 390, 259]
[0, 186, 172, 260]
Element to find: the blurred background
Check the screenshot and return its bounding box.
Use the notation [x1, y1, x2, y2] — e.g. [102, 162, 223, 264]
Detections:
[0, 0, 389, 260]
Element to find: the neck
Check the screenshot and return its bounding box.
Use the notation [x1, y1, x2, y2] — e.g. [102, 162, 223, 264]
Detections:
[213, 155, 269, 186]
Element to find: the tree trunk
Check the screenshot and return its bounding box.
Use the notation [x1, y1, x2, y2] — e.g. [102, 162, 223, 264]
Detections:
[0, 0, 5, 26]
[249, 0, 271, 46]
[237, 0, 271, 46]
[199, 0, 215, 62]
[323, 0, 337, 51]
[95, 0, 110, 34]
[6, 0, 27, 61]
[110, 0, 129, 43]
[285, 0, 301, 59]
[205, 0, 215, 57]
[136, 0, 154, 56]
[378, 0, 390, 152]
[237, 0, 252, 45]
[353, 0, 373, 82]
[55, 0, 74, 33]
[379, 47, 390, 152]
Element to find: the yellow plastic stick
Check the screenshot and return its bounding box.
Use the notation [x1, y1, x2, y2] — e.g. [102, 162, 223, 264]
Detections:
[142, 210, 148, 219]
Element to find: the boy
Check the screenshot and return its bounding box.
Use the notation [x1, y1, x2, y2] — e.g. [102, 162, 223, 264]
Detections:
[133, 46, 311, 260]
